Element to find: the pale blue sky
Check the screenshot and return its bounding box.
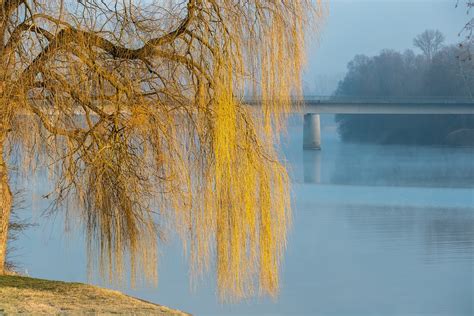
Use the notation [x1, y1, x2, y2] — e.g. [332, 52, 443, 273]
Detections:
[304, 0, 470, 94]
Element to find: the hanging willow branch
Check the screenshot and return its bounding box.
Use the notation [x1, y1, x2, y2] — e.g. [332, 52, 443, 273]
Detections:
[0, 0, 320, 300]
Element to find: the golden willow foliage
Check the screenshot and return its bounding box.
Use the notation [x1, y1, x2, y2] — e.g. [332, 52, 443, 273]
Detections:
[0, 0, 320, 300]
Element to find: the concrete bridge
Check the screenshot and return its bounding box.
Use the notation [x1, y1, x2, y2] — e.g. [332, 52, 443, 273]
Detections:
[298, 96, 474, 149]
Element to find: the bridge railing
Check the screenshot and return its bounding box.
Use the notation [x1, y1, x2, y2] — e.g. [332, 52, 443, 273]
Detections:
[303, 96, 474, 104]
[245, 96, 474, 104]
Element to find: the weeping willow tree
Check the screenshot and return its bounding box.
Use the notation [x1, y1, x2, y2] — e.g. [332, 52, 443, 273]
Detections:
[0, 0, 318, 300]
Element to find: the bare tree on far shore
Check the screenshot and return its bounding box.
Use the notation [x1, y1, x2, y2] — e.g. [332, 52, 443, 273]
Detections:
[413, 30, 445, 61]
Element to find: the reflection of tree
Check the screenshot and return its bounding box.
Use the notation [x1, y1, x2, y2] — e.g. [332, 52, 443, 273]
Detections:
[327, 144, 474, 188]
[424, 216, 474, 261]
[342, 204, 418, 238]
[340, 204, 474, 262]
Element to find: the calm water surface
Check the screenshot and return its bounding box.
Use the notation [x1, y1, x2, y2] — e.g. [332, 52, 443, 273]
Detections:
[15, 115, 474, 315]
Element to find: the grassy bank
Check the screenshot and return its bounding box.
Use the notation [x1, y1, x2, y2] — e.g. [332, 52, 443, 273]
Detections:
[0, 275, 189, 315]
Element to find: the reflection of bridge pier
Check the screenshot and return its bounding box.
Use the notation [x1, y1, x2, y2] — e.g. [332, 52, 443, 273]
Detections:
[303, 150, 322, 184]
[301, 97, 474, 150]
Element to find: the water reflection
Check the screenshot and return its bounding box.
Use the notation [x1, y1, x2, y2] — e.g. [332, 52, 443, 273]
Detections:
[339, 204, 474, 262]
[303, 150, 322, 184]
[424, 212, 474, 263]
[328, 143, 474, 188]
[14, 121, 474, 315]
[296, 127, 474, 188]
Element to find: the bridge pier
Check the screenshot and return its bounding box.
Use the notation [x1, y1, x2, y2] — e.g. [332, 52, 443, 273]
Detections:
[303, 113, 321, 150]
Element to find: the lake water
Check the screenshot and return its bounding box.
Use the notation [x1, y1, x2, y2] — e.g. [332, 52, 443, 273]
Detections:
[14, 115, 474, 315]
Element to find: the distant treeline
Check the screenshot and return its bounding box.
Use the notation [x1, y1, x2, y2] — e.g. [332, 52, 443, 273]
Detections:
[335, 30, 474, 146]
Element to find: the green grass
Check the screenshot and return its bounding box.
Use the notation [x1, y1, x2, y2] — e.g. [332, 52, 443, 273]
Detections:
[0, 275, 189, 315]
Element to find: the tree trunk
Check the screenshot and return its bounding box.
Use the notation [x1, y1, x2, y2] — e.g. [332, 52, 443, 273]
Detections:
[0, 133, 11, 275]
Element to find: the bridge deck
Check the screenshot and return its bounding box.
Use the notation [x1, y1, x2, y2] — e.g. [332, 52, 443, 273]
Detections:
[302, 101, 474, 114]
